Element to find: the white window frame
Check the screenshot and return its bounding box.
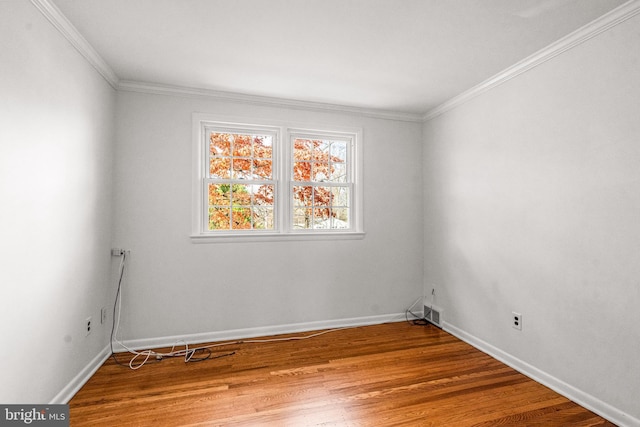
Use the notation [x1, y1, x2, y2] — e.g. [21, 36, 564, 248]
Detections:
[191, 113, 364, 243]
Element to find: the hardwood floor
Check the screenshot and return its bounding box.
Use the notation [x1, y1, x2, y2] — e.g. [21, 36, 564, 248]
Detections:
[69, 322, 615, 426]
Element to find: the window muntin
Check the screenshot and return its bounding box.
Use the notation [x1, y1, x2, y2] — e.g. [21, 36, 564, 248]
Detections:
[205, 128, 276, 231]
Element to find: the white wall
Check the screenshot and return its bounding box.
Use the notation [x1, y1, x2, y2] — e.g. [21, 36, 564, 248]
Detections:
[112, 91, 424, 342]
[0, 1, 116, 403]
[423, 13, 640, 423]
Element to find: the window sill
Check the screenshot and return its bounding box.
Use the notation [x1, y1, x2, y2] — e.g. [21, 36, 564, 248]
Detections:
[190, 231, 365, 244]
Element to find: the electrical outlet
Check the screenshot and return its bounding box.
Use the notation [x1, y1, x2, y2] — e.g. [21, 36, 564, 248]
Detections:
[85, 316, 92, 336]
[512, 312, 522, 330]
[101, 307, 108, 324]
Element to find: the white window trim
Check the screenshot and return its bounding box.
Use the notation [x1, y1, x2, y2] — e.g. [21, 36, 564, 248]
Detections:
[191, 113, 364, 243]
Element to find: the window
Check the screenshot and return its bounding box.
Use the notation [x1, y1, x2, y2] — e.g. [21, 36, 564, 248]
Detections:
[206, 127, 276, 231]
[192, 115, 363, 241]
[291, 132, 351, 230]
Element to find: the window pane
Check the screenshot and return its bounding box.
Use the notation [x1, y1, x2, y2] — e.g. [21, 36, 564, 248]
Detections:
[330, 208, 349, 229]
[232, 134, 252, 157]
[293, 207, 312, 229]
[254, 136, 272, 159]
[331, 187, 349, 207]
[330, 141, 347, 163]
[232, 158, 252, 179]
[252, 159, 272, 179]
[210, 133, 231, 156]
[209, 184, 231, 206]
[208, 207, 230, 230]
[253, 184, 274, 206]
[253, 207, 274, 230]
[293, 139, 313, 161]
[293, 162, 310, 181]
[313, 140, 331, 160]
[293, 186, 313, 207]
[314, 186, 333, 207]
[329, 163, 347, 183]
[210, 158, 230, 178]
[231, 207, 252, 229]
[232, 184, 252, 206]
[313, 208, 331, 228]
[312, 162, 330, 182]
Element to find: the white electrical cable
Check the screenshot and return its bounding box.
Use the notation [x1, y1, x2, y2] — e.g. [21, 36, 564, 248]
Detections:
[405, 296, 423, 323]
[110, 253, 367, 369]
[111, 254, 427, 370]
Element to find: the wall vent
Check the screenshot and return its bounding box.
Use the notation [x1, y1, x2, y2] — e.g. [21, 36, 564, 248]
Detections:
[424, 305, 443, 328]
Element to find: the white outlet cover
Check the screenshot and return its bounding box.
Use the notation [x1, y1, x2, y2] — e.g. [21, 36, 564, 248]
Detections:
[512, 312, 522, 330]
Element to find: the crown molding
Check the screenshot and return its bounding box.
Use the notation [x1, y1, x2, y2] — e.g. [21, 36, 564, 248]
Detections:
[423, 0, 640, 122]
[117, 80, 424, 123]
[28, 0, 418, 121]
[30, 0, 119, 88]
[32, 0, 639, 123]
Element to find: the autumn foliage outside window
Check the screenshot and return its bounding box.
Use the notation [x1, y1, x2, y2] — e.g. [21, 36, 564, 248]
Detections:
[196, 119, 360, 237]
[207, 131, 351, 231]
[208, 132, 275, 230]
[292, 137, 350, 230]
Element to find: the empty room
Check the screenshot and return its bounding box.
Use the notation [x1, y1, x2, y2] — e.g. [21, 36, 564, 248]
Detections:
[1, 0, 639, 425]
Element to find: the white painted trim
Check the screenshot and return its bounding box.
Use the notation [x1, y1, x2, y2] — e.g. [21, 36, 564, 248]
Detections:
[190, 231, 366, 244]
[113, 313, 407, 353]
[30, 0, 418, 120]
[443, 322, 640, 427]
[118, 80, 424, 123]
[30, 0, 640, 122]
[29, 0, 119, 88]
[423, 0, 640, 121]
[50, 345, 111, 404]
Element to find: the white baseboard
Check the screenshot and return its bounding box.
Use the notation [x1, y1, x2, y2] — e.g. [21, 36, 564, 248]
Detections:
[50, 344, 111, 404]
[54, 313, 406, 403]
[443, 322, 640, 427]
[114, 313, 407, 353]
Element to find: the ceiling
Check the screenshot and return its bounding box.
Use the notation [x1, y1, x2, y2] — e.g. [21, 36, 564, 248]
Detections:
[51, 0, 628, 115]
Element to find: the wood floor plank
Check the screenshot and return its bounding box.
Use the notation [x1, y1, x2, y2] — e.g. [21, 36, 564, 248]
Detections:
[69, 322, 615, 426]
